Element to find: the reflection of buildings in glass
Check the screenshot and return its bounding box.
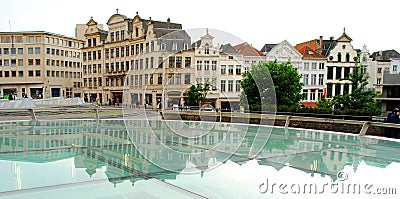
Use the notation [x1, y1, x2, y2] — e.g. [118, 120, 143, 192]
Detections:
[0, 119, 394, 186]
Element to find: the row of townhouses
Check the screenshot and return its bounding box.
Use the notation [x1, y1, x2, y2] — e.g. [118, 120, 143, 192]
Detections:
[0, 12, 399, 112]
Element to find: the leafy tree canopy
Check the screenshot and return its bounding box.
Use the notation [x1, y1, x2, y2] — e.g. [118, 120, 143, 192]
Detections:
[240, 61, 303, 111]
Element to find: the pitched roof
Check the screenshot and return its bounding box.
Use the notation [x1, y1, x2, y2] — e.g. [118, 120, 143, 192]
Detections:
[295, 46, 325, 59]
[233, 42, 264, 56]
[337, 31, 352, 42]
[260, 44, 277, 54]
[370, 49, 400, 61]
[295, 40, 319, 52]
[220, 43, 239, 54]
[317, 39, 337, 57]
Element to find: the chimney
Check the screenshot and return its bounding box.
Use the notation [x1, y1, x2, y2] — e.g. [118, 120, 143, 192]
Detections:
[330, 36, 334, 41]
[318, 36, 323, 53]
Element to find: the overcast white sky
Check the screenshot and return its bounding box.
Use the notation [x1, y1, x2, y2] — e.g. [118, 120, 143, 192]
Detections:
[1, 0, 399, 53]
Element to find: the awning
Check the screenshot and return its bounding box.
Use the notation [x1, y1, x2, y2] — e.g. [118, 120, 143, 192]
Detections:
[301, 102, 317, 108]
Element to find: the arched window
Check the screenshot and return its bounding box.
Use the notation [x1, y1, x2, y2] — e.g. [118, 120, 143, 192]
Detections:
[205, 44, 210, 54]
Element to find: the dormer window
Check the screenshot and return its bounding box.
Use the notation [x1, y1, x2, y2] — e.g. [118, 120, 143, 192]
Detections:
[307, 51, 314, 55]
[111, 32, 115, 42]
[161, 43, 166, 50]
[172, 43, 177, 51]
[205, 44, 210, 54]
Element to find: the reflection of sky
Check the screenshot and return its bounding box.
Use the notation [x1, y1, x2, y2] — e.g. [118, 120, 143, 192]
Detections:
[169, 159, 400, 199]
[0, 158, 107, 193]
[1, 157, 399, 199]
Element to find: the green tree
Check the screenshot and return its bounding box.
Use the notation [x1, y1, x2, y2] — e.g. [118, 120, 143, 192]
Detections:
[333, 63, 380, 115]
[240, 61, 303, 111]
[186, 82, 211, 106]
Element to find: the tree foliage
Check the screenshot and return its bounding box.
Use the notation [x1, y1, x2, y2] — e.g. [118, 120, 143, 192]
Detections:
[240, 61, 303, 111]
[316, 63, 380, 115]
[186, 82, 211, 106]
[333, 63, 380, 114]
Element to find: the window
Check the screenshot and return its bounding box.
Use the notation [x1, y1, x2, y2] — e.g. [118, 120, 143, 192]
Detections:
[28, 70, 34, 77]
[158, 74, 162, 85]
[236, 65, 241, 75]
[337, 53, 342, 62]
[228, 65, 234, 75]
[29, 36, 34, 43]
[362, 55, 367, 62]
[236, 80, 241, 92]
[221, 65, 226, 74]
[310, 90, 316, 101]
[311, 63, 317, 70]
[304, 62, 310, 70]
[221, 80, 226, 92]
[377, 78, 382, 85]
[346, 53, 350, 62]
[166, 57, 174, 68]
[18, 71, 23, 77]
[377, 68, 382, 74]
[319, 63, 325, 70]
[204, 44, 210, 54]
[196, 61, 202, 70]
[311, 74, 317, 85]
[158, 57, 164, 68]
[393, 65, 398, 73]
[18, 59, 23, 66]
[18, 48, 23, 54]
[318, 74, 324, 85]
[211, 77, 217, 90]
[344, 67, 350, 78]
[335, 84, 341, 96]
[212, 61, 217, 70]
[180, 57, 190, 68]
[121, 30, 125, 40]
[11, 48, 16, 54]
[176, 57, 182, 68]
[4, 48, 9, 54]
[327, 67, 333, 79]
[185, 74, 191, 84]
[4, 59, 9, 66]
[11, 71, 16, 77]
[4, 71, 9, 77]
[344, 84, 350, 94]
[327, 84, 332, 98]
[116, 31, 120, 41]
[11, 59, 16, 66]
[175, 73, 181, 84]
[303, 74, 309, 85]
[148, 74, 153, 85]
[35, 59, 40, 65]
[204, 61, 209, 70]
[228, 80, 233, 92]
[111, 32, 114, 42]
[336, 67, 342, 79]
[28, 48, 33, 54]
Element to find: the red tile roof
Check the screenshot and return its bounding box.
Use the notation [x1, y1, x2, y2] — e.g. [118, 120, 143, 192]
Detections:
[295, 46, 325, 59]
[234, 42, 265, 56]
[295, 40, 319, 52]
